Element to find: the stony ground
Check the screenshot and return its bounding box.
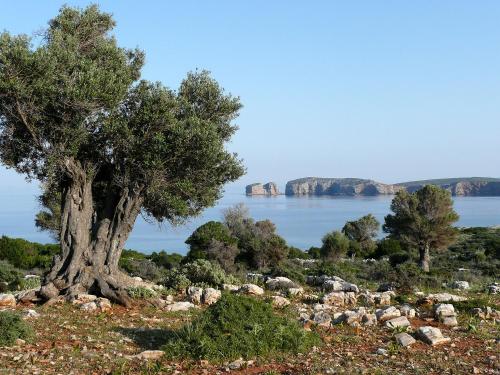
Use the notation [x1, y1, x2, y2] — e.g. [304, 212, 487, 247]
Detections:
[0, 292, 498, 375]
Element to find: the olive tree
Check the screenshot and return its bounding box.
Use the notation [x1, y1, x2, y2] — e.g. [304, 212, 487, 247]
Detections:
[383, 185, 459, 272]
[0, 6, 244, 305]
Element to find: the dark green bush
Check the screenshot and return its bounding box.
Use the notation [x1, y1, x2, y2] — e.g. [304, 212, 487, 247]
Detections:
[389, 252, 410, 267]
[288, 246, 310, 259]
[269, 259, 307, 284]
[119, 258, 163, 282]
[162, 259, 239, 290]
[185, 221, 237, 262]
[0, 236, 59, 270]
[0, 260, 23, 284]
[150, 251, 183, 269]
[373, 238, 402, 259]
[0, 311, 34, 346]
[162, 293, 320, 361]
[320, 231, 349, 261]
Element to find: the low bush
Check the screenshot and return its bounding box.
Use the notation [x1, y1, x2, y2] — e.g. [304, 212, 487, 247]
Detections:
[0, 311, 34, 346]
[9, 276, 41, 291]
[127, 286, 157, 299]
[162, 293, 320, 361]
[161, 259, 239, 291]
[119, 258, 163, 282]
[0, 260, 23, 284]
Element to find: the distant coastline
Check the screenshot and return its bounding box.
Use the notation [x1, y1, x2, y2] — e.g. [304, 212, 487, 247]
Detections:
[246, 177, 500, 197]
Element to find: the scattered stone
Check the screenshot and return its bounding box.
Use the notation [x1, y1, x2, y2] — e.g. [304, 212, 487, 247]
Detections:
[434, 304, 458, 326]
[165, 302, 195, 312]
[373, 292, 393, 306]
[222, 284, 240, 292]
[321, 291, 345, 306]
[228, 358, 245, 370]
[377, 282, 397, 292]
[15, 288, 41, 304]
[0, 293, 16, 307]
[96, 297, 111, 312]
[239, 284, 264, 296]
[187, 286, 203, 304]
[434, 303, 455, 318]
[415, 326, 451, 346]
[400, 304, 416, 318]
[134, 350, 164, 360]
[265, 277, 296, 290]
[287, 287, 304, 296]
[271, 295, 290, 308]
[72, 294, 97, 305]
[80, 302, 98, 311]
[395, 332, 416, 347]
[313, 303, 334, 311]
[312, 311, 331, 327]
[441, 316, 458, 327]
[385, 316, 411, 329]
[361, 313, 377, 326]
[14, 338, 26, 346]
[132, 276, 143, 282]
[22, 309, 40, 319]
[376, 348, 388, 356]
[337, 308, 366, 326]
[426, 293, 467, 303]
[375, 306, 401, 322]
[202, 288, 221, 305]
[487, 283, 499, 294]
[451, 281, 470, 290]
[344, 292, 357, 305]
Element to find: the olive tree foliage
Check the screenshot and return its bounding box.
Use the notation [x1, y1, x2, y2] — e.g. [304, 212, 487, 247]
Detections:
[341, 214, 380, 257]
[0, 6, 244, 305]
[383, 185, 459, 272]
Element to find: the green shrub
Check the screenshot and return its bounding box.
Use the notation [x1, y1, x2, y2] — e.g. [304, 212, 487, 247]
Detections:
[373, 238, 402, 259]
[0, 311, 34, 346]
[0, 236, 59, 270]
[9, 276, 41, 291]
[288, 247, 310, 259]
[119, 258, 163, 282]
[389, 252, 410, 267]
[181, 259, 239, 287]
[0, 260, 23, 284]
[320, 231, 349, 261]
[269, 259, 307, 284]
[162, 293, 320, 361]
[185, 221, 237, 262]
[127, 286, 157, 299]
[162, 269, 192, 291]
[150, 251, 183, 269]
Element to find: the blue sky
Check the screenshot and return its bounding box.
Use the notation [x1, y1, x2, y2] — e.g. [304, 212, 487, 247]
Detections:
[1, 0, 500, 190]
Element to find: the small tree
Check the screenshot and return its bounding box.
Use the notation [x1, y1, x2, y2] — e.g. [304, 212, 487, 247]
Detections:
[185, 221, 237, 262]
[320, 231, 350, 261]
[383, 185, 459, 272]
[342, 214, 380, 257]
[0, 6, 244, 304]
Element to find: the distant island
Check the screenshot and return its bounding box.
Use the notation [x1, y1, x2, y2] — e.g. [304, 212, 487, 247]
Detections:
[246, 182, 281, 196]
[246, 177, 500, 196]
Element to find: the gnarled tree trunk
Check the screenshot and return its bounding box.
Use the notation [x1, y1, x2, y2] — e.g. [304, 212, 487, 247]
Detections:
[39, 161, 144, 306]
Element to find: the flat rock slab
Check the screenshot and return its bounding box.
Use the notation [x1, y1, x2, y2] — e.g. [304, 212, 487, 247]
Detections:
[165, 302, 195, 312]
[416, 326, 451, 346]
[395, 332, 416, 347]
[385, 316, 411, 329]
[376, 306, 401, 322]
[133, 350, 164, 360]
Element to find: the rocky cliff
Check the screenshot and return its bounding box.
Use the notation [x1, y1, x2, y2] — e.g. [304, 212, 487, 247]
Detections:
[397, 178, 500, 196]
[284, 177, 500, 196]
[285, 178, 401, 196]
[246, 182, 280, 196]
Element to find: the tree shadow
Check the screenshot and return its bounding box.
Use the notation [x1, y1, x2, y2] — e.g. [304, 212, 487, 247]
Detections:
[115, 326, 176, 350]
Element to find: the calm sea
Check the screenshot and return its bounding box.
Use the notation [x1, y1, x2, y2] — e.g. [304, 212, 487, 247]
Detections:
[1, 184, 499, 254]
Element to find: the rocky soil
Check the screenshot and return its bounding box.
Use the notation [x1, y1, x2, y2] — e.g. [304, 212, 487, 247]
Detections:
[0, 276, 498, 374]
